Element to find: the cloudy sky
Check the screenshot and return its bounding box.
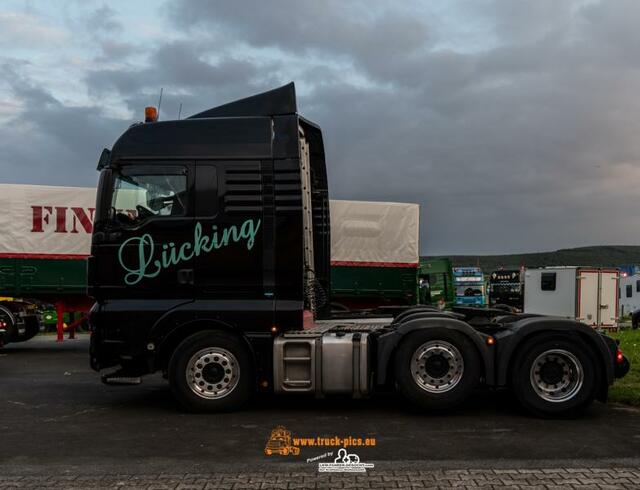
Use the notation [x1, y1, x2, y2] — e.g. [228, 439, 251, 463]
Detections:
[0, 0, 638, 255]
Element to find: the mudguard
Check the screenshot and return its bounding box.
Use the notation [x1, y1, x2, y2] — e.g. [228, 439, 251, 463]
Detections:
[376, 315, 494, 385]
[149, 303, 264, 377]
[493, 317, 616, 397]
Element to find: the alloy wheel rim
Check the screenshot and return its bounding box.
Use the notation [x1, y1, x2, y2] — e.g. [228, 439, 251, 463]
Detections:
[529, 349, 583, 403]
[186, 347, 240, 400]
[410, 340, 464, 393]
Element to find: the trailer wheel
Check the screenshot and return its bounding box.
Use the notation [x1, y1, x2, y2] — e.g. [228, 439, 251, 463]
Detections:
[394, 329, 481, 410]
[511, 336, 596, 417]
[168, 331, 253, 412]
[0, 306, 16, 344]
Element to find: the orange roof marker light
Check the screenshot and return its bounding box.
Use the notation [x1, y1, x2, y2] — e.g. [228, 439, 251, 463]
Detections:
[145, 106, 158, 123]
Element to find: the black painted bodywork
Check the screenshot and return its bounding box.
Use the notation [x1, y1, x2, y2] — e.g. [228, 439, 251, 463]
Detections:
[89, 83, 625, 400]
[89, 83, 330, 383]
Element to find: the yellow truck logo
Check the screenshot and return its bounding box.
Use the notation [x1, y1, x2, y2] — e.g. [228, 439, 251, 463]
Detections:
[264, 426, 300, 456]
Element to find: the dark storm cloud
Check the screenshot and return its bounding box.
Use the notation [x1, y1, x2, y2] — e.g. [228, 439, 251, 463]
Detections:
[2, 0, 639, 253]
[0, 62, 122, 186]
[163, 0, 639, 253]
[86, 37, 280, 117]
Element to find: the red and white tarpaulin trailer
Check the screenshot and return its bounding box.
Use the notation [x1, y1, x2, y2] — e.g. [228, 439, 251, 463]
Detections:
[0, 184, 96, 259]
[0, 186, 421, 267]
[329, 199, 420, 268]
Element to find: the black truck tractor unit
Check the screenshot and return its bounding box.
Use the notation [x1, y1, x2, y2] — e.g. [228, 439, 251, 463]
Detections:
[88, 83, 629, 417]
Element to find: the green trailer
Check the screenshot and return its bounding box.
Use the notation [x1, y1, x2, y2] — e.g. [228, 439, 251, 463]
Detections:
[0, 258, 87, 297]
[0, 183, 98, 344]
[328, 200, 453, 311]
[0, 257, 91, 343]
[330, 264, 420, 309]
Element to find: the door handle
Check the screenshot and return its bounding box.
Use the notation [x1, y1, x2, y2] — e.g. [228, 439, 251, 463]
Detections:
[177, 269, 194, 285]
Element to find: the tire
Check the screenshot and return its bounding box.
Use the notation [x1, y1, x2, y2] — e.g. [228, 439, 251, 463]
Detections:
[510, 336, 597, 418]
[632, 313, 639, 330]
[0, 306, 17, 344]
[394, 328, 482, 410]
[18, 318, 40, 342]
[168, 330, 253, 412]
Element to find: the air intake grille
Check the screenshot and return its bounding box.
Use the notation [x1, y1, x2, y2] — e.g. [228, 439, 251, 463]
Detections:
[224, 162, 263, 214]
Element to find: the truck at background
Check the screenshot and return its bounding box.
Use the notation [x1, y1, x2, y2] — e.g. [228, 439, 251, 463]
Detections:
[0, 184, 95, 344]
[488, 268, 524, 311]
[452, 267, 486, 306]
[524, 267, 619, 330]
[418, 258, 454, 307]
[618, 273, 640, 318]
[87, 83, 628, 417]
[0, 184, 451, 337]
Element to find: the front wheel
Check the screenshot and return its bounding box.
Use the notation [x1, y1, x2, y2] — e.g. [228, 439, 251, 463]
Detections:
[394, 329, 482, 410]
[168, 331, 253, 412]
[511, 337, 597, 418]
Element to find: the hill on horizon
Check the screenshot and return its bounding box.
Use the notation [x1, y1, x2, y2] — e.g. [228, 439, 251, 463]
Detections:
[427, 245, 640, 271]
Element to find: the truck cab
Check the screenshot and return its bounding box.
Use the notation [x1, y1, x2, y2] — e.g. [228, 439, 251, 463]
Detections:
[89, 83, 628, 416]
[488, 268, 524, 311]
[453, 267, 486, 306]
[90, 83, 329, 378]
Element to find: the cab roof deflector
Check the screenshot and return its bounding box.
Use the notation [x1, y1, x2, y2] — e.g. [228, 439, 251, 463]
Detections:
[189, 82, 297, 119]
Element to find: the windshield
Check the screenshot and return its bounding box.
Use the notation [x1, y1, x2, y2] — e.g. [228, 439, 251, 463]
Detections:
[456, 286, 484, 297]
[110, 172, 187, 226]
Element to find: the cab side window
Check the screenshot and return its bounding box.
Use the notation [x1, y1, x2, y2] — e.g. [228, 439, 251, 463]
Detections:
[111, 172, 187, 226]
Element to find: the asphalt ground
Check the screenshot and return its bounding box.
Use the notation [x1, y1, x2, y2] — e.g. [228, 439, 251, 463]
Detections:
[1, 335, 639, 488]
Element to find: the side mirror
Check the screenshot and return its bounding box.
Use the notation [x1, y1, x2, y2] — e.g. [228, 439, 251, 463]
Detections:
[97, 148, 111, 170]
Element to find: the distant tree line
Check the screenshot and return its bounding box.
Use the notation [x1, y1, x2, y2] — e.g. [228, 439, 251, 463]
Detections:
[427, 246, 640, 270]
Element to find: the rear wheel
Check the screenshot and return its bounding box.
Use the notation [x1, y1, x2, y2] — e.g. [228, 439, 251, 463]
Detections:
[394, 329, 481, 410]
[168, 331, 253, 412]
[511, 336, 596, 417]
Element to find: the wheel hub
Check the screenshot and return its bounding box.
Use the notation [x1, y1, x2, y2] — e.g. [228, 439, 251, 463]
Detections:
[186, 347, 240, 400]
[410, 340, 464, 393]
[539, 360, 564, 385]
[530, 349, 583, 403]
[424, 354, 450, 379]
[202, 363, 225, 384]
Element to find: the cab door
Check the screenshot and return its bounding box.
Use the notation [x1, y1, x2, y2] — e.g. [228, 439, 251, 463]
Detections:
[193, 161, 267, 298]
[90, 163, 195, 299]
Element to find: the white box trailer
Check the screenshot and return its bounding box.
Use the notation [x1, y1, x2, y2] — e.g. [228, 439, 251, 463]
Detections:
[619, 274, 640, 317]
[524, 267, 619, 328]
